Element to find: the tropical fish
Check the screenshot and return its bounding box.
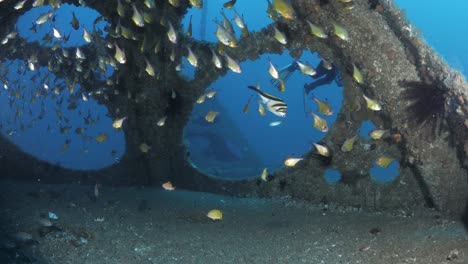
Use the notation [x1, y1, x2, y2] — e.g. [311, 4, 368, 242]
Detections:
[207, 209, 223, 220]
[189, 0, 203, 8]
[162, 181, 175, 191]
[284, 157, 303, 167]
[233, 8, 246, 29]
[33, 0, 45, 7]
[268, 59, 280, 79]
[261, 167, 268, 181]
[223, 0, 237, 9]
[297, 61, 316, 76]
[52, 27, 62, 39]
[313, 97, 333, 115]
[210, 48, 222, 69]
[131, 4, 144, 27]
[94, 133, 108, 143]
[186, 15, 192, 37]
[157, 116, 167, 126]
[369, 129, 387, 140]
[205, 111, 220, 123]
[311, 112, 328, 132]
[277, 78, 286, 92]
[376, 156, 395, 168]
[71, 12, 79, 30]
[114, 43, 126, 64]
[167, 21, 177, 44]
[341, 135, 358, 152]
[196, 94, 206, 104]
[224, 53, 242, 73]
[145, 58, 155, 76]
[307, 20, 327, 39]
[14, 0, 26, 10]
[312, 142, 330, 157]
[273, 26, 287, 44]
[186, 47, 198, 68]
[273, 0, 296, 19]
[83, 28, 92, 43]
[112, 116, 127, 129]
[139, 143, 151, 153]
[247, 85, 287, 117]
[332, 22, 350, 41]
[258, 101, 266, 116]
[363, 94, 382, 111]
[221, 10, 235, 35]
[216, 22, 237, 48]
[243, 95, 253, 114]
[144, 0, 156, 9]
[352, 64, 364, 84]
[269, 121, 282, 126]
[117, 0, 125, 17]
[36, 11, 54, 25]
[168, 0, 181, 7]
[266, 0, 278, 20]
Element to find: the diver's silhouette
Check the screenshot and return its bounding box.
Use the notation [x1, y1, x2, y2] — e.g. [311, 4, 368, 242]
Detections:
[271, 60, 342, 94]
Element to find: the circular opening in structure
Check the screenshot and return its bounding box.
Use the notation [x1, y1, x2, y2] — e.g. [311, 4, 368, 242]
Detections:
[0, 5, 123, 170]
[183, 51, 344, 179]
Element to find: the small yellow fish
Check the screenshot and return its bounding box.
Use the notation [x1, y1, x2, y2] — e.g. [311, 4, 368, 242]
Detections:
[363, 94, 382, 111]
[210, 48, 222, 69]
[352, 64, 364, 84]
[273, 26, 287, 44]
[162, 181, 175, 191]
[307, 20, 327, 39]
[258, 101, 266, 116]
[216, 23, 237, 48]
[278, 78, 286, 92]
[114, 43, 126, 64]
[273, 0, 296, 19]
[117, 0, 125, 17]
[112, 116, 127, 129]
[266, 0, 278, 21]
[83, 28, 92, 43]
[205, 90, 218, 98]
[139, 143, 151, 153]
[284, 157, 303, 167]
[376, 156, 395, 168]
[269, 121, 282, 126]
[94, 133, 109, 143]
[369, 129, 387, 140]
[332, 22, 350, 41]
[205, 111, 220, 123]
[312, 142, 330, 157]
[168, 0, 181, 7]
[311, 112, 328, 132]
[243, 95, 253, 113]
[196, 94, 206, 104]
[157, 116, 167, 126]
[268, 59, 279, 79]
[131, 4, 144, 27]
[261, 167, 268, 181]
[14, 0, 26, 10]
[186, 15, 192, 37]
[207, 209, 223, 220]
[297, 61, 316, 76]
[224, 53, 242, 73]
[186, 47, 198, 68]
[189, 0, 203, 8]
[341, 135, 358, 152]
[167, 21, 177, 44]
[145, 58, 155, 76]
[313, 97, 333, 115]
[223, 0, 237, 8]
[233, 8, 245, 29]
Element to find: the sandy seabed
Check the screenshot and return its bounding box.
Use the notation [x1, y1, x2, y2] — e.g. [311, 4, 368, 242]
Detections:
[0, 180, 467, 264]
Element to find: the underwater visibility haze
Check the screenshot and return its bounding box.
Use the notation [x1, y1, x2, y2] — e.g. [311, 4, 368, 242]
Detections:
[0, 0, 468, 263]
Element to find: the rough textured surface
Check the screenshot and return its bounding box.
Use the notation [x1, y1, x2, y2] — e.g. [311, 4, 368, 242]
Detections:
[0, 0, 466, 215]
[1, 182, 467, 264]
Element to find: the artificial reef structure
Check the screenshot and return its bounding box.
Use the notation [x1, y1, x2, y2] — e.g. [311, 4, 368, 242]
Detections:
[0, 0, 467, 215]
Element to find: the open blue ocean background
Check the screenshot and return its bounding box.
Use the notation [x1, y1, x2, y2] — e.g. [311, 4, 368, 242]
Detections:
[0, 0, 465, 183]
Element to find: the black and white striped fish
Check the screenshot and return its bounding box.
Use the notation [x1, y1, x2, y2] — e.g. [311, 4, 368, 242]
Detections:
[247, 85, 287, 117]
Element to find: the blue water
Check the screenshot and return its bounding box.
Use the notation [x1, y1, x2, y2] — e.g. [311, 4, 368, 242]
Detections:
[0, 2, 464, 180]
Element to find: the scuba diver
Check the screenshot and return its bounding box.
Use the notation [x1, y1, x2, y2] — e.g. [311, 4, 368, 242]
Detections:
[271, 59, 343, 94]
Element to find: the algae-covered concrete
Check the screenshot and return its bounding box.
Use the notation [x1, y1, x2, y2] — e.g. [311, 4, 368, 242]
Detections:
[0, 0, 466, 214]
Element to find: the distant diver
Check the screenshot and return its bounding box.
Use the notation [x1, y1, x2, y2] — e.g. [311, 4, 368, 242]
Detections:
[271, 59, 343, 94]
